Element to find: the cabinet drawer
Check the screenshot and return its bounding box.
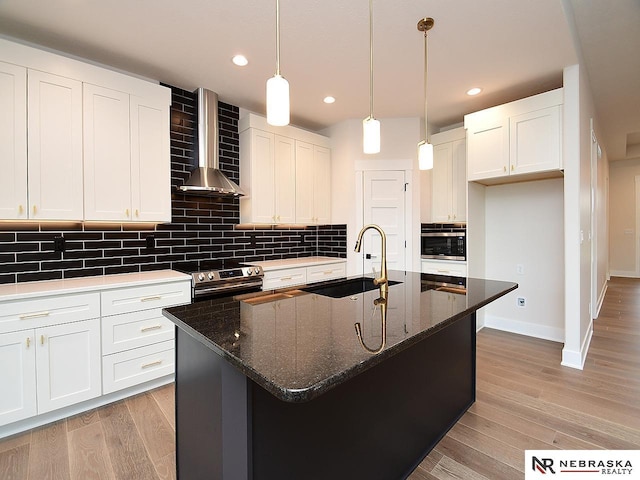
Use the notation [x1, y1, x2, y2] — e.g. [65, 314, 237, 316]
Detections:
[263, 267, 307, 290]
[101, 281, 190, 316]
[102, 340, 174, 394]
[0, 293, 100, 335]
[102, 308, 175, 355]
[421, 261, 467, 278]
[306, 263, 346, 284]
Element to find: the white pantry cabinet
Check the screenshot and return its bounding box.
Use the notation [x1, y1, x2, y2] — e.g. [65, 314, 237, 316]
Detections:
[465, 88, 563, 185]
[0, 66, 84, 221]
[239, 129, 296, 224]
[239, 113, 331, 225]
[295, 141, 331, 224]
[0, 37, 171, 223]
[431, 128, 466, 222]
[0, 61, 27, 220]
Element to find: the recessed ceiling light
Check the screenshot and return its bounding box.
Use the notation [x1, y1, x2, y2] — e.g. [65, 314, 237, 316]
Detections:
[232, 55, 248, 67]
[323, 96, 336, 104]
[466, 87, 482, 96]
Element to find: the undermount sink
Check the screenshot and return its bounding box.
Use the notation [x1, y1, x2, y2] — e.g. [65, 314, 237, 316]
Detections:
[302, 277, 402, 299]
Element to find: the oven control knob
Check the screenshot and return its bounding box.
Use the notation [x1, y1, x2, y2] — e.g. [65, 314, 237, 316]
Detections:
[208, 272, 214, 280]
[254, 268, 260, 275]
[246, 269, 253, 276]
[197, 273, 205, 282]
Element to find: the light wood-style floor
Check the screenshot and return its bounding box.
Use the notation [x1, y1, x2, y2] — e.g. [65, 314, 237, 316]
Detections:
[1, 277, 639, 480]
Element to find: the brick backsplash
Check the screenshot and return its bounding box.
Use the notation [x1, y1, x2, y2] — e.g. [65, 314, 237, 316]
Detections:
[0, 85, 346, 285]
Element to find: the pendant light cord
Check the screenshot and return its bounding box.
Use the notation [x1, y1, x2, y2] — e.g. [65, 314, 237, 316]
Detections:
[369, 0, 374, 119]
[423, 29, 428, 140]
[275, 0, 281, 75]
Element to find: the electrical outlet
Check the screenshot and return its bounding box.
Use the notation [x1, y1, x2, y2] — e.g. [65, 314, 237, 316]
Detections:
[517, 297, 526, 308]
[516, 264, 524, 275]
[145, 235, 155, 251]
[53, 236, 65, 253]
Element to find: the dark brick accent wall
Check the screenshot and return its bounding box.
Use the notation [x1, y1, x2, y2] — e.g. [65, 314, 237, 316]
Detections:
[0, 85, 346, 285]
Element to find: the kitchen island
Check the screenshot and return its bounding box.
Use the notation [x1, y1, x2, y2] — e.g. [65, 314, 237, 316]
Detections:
[163, 270, 517, 480]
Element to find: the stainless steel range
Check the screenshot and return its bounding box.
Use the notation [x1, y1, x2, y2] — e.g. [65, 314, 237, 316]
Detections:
[174, 261, 264, 300]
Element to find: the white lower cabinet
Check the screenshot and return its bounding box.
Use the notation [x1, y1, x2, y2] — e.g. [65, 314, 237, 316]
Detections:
[306, 262, 346, 284]
[421, 260, 467, 278]
[103, 339, 174, 394]
[262, 261, 347, 290]
[0, 272, 190, 435]
[0, 330, 37, 425]
[36, 318, 101, 414]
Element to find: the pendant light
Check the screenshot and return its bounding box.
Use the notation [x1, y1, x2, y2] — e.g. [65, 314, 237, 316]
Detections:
[363, 0, 380, 154]
[417, 17, 434, 170]
[266, 0, 290, 126]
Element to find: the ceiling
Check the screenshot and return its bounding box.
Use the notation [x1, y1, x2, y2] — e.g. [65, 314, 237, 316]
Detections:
[0, 0, 638, 161]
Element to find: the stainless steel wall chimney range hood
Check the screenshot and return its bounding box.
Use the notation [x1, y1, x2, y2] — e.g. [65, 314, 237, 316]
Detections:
[178, 88, 245, 196]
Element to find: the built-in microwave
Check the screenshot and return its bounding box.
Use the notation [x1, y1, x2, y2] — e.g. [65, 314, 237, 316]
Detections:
[421, 232, 466, 261]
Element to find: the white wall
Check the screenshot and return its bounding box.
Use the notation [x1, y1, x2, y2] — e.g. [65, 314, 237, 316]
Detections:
[323, 117, 422, 275]
[483, 179, 565, 341]
[561, 63, 604, 369]
[609, 158, 640, 276]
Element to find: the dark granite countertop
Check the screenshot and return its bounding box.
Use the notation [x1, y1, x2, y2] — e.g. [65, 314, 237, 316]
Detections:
[163, 270, 517, 403]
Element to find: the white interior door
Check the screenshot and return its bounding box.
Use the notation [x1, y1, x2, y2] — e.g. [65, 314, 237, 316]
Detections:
[361, 171, 406, 275]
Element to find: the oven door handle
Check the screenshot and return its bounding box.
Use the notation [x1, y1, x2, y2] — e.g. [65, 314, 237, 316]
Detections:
[194, 280, 264, 297]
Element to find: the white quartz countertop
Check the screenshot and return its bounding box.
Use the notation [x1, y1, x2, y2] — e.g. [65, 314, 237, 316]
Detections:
[0, 270, 191, 302]
[246, 256, 346, 272]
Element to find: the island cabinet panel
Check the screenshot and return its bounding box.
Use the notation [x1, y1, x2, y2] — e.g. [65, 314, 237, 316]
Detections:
[174, 312, 476, 480]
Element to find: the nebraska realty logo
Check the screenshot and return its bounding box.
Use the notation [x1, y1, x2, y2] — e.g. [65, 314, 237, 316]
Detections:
[525, 450, 640, 479]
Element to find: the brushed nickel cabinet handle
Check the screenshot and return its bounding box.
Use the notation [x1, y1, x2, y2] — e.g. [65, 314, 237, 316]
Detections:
[141, 360, 162, 369]
[140, 324, 162, 332]
[20, 311, 50, 320]
[140, 296, 162, 302]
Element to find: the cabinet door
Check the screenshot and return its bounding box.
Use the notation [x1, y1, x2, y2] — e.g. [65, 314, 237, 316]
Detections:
[431, 143, 453, 222]
[0, 62, 27, 220]
[250, 129, 276, 223]
[28, 70, 83, 220]
[295, 141, 315, 224]
[83, 84, 131, 221]
[313, 145, 331, 224]
[274, 135, 296, 223]
[36, 318, 101, 414]
[466, 117, 509, 182]
[0, 330, 36, 426]
[510, 105, 561, 175]
[451, 139, 467, 222]
[130, 94, 171, 222]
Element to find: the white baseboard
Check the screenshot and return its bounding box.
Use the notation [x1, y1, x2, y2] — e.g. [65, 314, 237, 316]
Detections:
[594, 281, 608, 319]
[609, 269, 638, 278]
[561, 319, 593, 370]
[483, 315, 564, 343]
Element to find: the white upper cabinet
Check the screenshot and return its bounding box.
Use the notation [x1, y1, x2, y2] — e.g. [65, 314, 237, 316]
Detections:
[130, 95, 171, 222]
[28, 70, 84, 220]
[431, 128, 466, 223]
[0, 37, 171, 223]
[295, 142, 331, 224]
[465, 88, 563, 185]
[240, 129, 295, 224]
[83, 84, 131, 221]
[84, 85, 171, 222]
[239, 113, 331, 225]
[0, 61, 27, 220]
